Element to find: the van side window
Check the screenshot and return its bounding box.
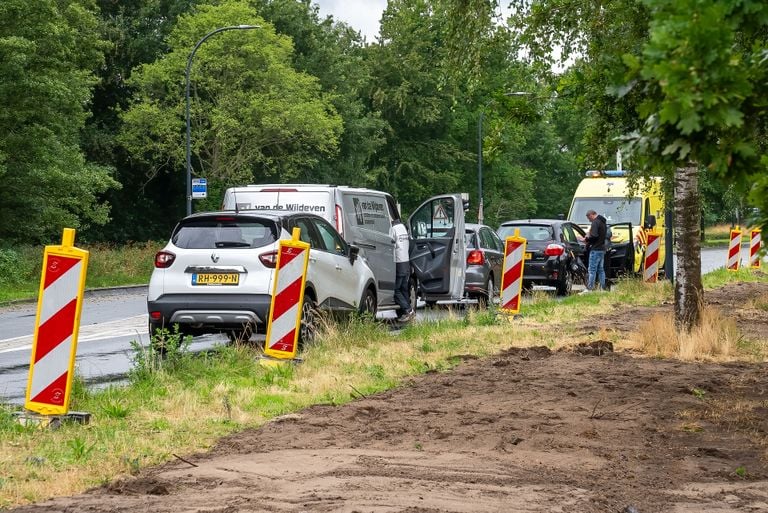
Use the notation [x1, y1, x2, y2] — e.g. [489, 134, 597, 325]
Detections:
[344, 194, 391, 235]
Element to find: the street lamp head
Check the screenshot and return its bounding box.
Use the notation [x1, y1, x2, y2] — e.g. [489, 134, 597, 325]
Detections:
[505, 91, 532, 96]
[237, 24, 260, 29]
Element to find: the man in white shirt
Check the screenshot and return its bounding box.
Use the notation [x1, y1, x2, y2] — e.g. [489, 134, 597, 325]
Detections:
[390, 219, 414, 322]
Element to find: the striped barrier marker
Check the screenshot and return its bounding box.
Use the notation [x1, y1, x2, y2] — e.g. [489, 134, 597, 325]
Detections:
[643, 230, 661, 283]
[750, 229, 762, 269]
[726, 227, 742, 272]
[500, 229, 527, 314]
[264, 228, 310, 361]
[25, 229, 89, 416]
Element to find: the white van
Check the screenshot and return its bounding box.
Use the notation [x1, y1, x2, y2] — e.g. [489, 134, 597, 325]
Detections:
[221, 185, 466, 309]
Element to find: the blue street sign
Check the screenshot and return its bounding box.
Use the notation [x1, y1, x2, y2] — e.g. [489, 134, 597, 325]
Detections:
[192, 178, 207, 199]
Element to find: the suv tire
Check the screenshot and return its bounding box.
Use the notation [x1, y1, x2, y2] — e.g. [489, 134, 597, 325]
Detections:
[359, 288, 377, 317]
[299, 295, 319, 345]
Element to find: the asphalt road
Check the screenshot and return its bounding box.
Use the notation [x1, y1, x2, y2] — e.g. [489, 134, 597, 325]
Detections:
[0, 246, 753, 405]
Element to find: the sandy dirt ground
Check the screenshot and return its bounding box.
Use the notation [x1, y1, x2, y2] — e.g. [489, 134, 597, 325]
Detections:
[12, 282, 768, 513]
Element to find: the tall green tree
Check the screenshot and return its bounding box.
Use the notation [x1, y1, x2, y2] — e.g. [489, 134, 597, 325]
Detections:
[504, 0, 768, 330]
[0, 0, 118, 244]
[84, 0, 198, 241]
[250, 0, 388, 187]
[367, 0, 546, 220]
[619, 0, 768, 329]
[119, 0, 343, 211]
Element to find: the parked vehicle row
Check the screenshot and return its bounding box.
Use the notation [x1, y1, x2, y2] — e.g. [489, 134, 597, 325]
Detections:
[149, 188, 469, 341]
[148, 181, 641, 342]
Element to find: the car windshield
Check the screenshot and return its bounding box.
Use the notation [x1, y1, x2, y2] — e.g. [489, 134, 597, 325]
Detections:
[172, 217, 278, 249]
[498, 224, 554, 242]
[569, 198, 642, 225]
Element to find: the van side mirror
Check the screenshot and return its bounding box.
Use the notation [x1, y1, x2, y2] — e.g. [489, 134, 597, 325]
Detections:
[348, 244, 360, 264]
[644, 215, 657, 230]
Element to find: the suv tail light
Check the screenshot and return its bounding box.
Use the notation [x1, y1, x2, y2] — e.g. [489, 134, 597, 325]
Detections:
[467, 249, 485, 265]
[544, 244, 565, 257]
[259, 250, 278, 268]
[335, 204, 343, 236]
[154, 251, 176, 268]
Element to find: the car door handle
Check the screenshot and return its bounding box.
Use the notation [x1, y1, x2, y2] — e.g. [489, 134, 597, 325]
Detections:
[355, 241, 376, 250]
[309, 257, 317, 263]
[335, 265, 343, 271]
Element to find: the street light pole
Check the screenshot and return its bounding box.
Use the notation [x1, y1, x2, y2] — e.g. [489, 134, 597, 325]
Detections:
[477, 109, 486, 225]
[185, 24, 259, 216]
[477, 91, 529, 225]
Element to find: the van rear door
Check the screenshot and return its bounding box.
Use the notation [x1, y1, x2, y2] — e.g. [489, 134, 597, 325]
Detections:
[408, 194, 466, 301]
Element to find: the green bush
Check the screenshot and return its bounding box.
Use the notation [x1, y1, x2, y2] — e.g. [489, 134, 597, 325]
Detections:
[0, 248, 37, 285]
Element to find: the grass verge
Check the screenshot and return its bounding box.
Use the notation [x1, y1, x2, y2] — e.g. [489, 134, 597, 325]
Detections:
[1, 273, 767, 507]
[0, 243, 161, 304]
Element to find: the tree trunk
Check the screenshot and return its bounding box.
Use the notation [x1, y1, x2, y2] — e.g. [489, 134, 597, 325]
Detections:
[674, 164, 703, 332]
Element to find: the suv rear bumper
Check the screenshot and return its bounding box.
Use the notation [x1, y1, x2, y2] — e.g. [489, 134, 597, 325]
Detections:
[148, 293, 272, 329]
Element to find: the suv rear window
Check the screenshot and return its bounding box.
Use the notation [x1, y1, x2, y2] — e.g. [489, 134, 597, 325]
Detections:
[172, 217, 278, 249]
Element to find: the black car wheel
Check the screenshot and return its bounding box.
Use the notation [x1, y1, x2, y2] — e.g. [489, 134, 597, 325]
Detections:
[359, 287, 377, 317]
[477, 275, 494, 309]
[299, 295, 319, 345]
[556, 268, 574, 296]
[409, 278, 418, 311]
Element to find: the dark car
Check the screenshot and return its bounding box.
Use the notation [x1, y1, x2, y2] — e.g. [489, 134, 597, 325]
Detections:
[464, 223, 504, 306]
[497, 219, 588, 295]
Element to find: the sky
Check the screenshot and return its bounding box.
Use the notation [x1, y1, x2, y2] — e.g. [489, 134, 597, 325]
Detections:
[314, 0, 388, 41]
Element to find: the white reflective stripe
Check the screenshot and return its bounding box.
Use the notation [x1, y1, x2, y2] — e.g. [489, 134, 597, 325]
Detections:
[504, 246, 525, 273]
[727, 254, 739, 268]
[647, 237, 660, 255]
[268, 302, 300, 348]
[28, 335, 72, 399]
[276, 252, 305, 291]
[501, 279, 521, 307]
[39, 261, 82, 325]
[644, 262, 658, 282]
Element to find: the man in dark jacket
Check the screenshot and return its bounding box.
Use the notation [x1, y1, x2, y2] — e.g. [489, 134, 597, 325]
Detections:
[582, 209, 607, 292]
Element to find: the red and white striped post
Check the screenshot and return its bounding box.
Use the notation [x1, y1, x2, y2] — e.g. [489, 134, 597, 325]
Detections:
[726, 227, 742, 272]
[25, 229, 89, 416]
[750, 229, 762, 270]
[500, 229, 527, 314]
[643, 230, 661, 283]
[264, 228, 310, 361]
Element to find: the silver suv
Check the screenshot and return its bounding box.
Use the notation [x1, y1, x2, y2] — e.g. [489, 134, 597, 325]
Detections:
[147, 211, 377, 342]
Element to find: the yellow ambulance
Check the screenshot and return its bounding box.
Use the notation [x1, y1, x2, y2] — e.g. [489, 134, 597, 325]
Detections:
[567, 170, 666, 276]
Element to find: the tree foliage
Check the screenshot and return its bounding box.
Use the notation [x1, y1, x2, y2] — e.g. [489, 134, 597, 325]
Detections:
[119, 0, 343, 206]
[0, 0, 118, 244]
[249, 0, 388, 188]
